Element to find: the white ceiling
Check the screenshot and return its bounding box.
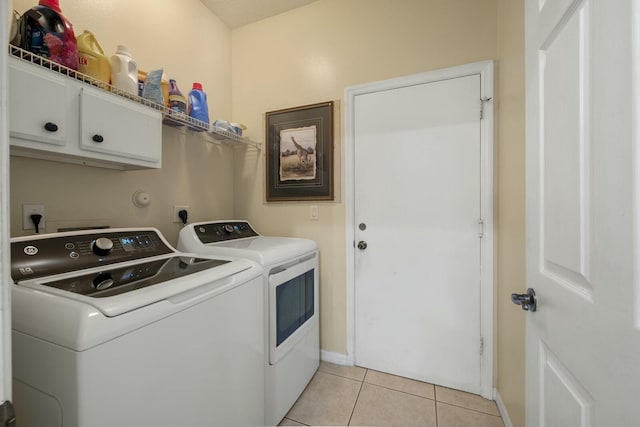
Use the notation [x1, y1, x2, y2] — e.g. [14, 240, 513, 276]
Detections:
[201, 0, 319, 29]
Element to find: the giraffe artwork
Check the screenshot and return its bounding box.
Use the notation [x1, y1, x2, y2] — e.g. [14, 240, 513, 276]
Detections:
[265, 101, 334, 201]
[279, 125, 317, 181]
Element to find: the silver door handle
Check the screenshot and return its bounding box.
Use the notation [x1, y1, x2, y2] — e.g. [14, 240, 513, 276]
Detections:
[511, 288, 537, 312]
[357, 241, 367, 250]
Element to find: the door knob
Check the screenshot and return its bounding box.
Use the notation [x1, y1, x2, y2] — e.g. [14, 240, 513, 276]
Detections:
[511, 288, 537, 312]
[357, 241, 368, 250]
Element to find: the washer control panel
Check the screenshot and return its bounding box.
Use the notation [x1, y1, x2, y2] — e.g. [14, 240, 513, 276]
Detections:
[42, 256, 229, 298]
[11, 230, 173, 282]
[194, 221, 259, 244]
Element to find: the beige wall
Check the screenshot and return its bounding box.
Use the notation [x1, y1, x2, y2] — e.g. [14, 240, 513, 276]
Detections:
[232, 0, 525, 425]
[9, 0, 235, 244]
[496, 0, 526, 425]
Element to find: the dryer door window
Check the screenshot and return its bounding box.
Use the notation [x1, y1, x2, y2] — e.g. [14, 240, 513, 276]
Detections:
[269, 255, 318, 365]
[276, 269, 314, 346]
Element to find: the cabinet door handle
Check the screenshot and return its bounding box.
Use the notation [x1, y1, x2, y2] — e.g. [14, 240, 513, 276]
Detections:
[44, 122, 58, 132]
[92, 134, 104, 143]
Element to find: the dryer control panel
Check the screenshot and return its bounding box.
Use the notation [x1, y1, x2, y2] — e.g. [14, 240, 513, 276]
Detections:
[11, 230, 173, 282]
[194, 221, 259, 244]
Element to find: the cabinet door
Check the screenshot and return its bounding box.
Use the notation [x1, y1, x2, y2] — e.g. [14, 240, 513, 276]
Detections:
[9, 59, 67, 146]
[79, 86, 162, 167]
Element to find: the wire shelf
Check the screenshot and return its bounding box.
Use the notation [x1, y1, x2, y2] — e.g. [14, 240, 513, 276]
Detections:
[8, 45, 261, 150]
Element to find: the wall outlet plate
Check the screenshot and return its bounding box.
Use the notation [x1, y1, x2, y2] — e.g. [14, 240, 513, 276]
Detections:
[23, 204, 45, 231]
[173, 205, 189, 223]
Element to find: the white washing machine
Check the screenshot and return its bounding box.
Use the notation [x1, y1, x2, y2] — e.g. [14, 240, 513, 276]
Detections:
[10, 227, 265, 427]
[178, 220, 319, 426]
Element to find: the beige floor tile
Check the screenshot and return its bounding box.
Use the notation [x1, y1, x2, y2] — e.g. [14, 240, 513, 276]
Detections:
[349, 383, 437, 427]
[435, 386, 500, 416]
[319, 361, 367, 381]
[285, 371, 362, 426]
[436, 402, 504, 427]
[364, 369, 435, 400]
[278, 418, 307, 426]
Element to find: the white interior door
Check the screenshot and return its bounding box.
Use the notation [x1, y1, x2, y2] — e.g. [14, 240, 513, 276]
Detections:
[352, 71, 488, 395]
[525, 0, 640, 425]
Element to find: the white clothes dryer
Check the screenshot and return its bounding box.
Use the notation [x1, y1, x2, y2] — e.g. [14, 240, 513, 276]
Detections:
[10, 228, 265, 427]
[178, 221, 319, 426]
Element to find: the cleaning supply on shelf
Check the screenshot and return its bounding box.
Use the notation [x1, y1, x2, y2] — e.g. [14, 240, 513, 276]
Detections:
[212, 120, 245, 137]
[18, 0, 78, 70]
[137, 69, 147, 97]
[168, 79, 187, 114]
[230, 122, 246, 136]
[161, 72, 170, 107]
[76, 30, 110, 86]
[110, 45, 138, 96]
[142, 69, 164, 105]
[161, 79, 187, 127]
[188, 82, 209, 130]
[10, 10, 21, 46]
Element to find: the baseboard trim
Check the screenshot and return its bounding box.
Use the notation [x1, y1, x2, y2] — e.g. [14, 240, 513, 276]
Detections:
[320, 350, 350, 366]
[495, 390, 514, 427]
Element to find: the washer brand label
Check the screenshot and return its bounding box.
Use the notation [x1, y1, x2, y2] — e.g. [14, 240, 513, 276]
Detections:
[23, 246, 38, 256]
[19, 267, 34, 275]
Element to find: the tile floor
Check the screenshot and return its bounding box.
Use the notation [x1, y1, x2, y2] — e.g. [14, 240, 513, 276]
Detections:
[278, 362, 504, 427]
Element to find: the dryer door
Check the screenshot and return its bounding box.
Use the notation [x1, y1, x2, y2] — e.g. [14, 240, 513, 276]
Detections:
[268, 255, 318, 364]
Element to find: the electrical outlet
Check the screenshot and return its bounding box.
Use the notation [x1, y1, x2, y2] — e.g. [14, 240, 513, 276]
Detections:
[23, 204, 45, 231]
[173, 205, 189, 223]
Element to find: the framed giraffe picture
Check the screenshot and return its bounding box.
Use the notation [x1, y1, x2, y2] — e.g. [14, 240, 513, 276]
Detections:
[265, 101, 334, 201]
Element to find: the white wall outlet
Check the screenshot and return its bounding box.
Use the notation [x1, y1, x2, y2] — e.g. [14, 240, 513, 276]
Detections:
[310, 205, 319, 220]
[173, 205, 189, 223]
[23, 204, 45, 231]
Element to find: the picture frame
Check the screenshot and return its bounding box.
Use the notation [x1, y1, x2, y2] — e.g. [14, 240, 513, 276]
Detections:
[265, 101, 334, 201]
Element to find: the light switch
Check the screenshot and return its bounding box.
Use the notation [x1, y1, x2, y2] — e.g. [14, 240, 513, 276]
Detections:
[310, 205, 319, 220]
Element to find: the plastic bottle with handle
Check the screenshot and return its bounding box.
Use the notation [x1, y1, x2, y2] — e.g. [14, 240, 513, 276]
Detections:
[109, 45, 138, 95]
[188, 82, 209, 130]
[76, 30, 110, 86]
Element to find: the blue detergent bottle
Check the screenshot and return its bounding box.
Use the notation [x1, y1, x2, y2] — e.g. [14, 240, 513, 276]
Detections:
[188, 82, 209, 130]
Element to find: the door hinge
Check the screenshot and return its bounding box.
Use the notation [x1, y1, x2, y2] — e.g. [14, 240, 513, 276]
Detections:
[0, 400, 16, 427]
[478, 219, 484, 239]
[480, 337, 484, 356]
[480, 97, 493, 120]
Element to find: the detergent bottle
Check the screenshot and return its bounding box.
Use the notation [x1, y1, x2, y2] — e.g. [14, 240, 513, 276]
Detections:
[188, 82, 209, 130]
[19, 0, 78, 70]
[109, 45, 138, 95]
[76, 30, 110, 85]
[168, 80, 187, 115]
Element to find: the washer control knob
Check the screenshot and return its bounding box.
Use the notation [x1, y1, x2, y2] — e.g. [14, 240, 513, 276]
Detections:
[93, 273, 114, 290]
[92, 238, 114, 256]
[223, 224, 234, 234]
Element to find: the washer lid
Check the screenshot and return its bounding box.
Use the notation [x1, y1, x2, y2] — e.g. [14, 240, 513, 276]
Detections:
[16, 255, 258, 317]
[180, 235, 317, 266]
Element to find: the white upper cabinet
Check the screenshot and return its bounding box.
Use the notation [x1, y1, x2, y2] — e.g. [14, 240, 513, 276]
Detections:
[8, 57, 162, 170]
[9, 59, 69, 147]
[79, 86, 161, 164]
